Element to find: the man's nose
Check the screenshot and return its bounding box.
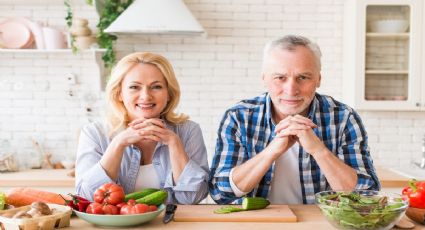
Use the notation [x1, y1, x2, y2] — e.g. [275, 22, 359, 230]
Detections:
[283, 77, 299, 96]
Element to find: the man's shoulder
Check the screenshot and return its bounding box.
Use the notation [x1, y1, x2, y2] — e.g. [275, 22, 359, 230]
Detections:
[226, 93, 268, 114]
[315, 93, 356, 114]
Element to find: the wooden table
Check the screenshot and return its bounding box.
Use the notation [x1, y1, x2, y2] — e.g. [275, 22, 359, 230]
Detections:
[68, 205, 424, 230]
[376, 167, 410, 188]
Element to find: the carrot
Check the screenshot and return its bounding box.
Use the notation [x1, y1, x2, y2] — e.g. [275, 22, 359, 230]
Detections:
[6, 187, 69, 207]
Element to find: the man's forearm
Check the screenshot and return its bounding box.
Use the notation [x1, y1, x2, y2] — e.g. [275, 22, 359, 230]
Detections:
[231, 151, 275, 193]
[313, 148, 358, 190]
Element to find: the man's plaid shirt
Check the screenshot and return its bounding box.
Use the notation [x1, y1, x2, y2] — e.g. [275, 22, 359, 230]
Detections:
[209, 92, 380, 204]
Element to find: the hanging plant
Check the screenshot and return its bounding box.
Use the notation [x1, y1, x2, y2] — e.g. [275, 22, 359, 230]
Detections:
[64, 0, 77, 53]
[92, 0, 133, 70]
[64, 0, 133, 71]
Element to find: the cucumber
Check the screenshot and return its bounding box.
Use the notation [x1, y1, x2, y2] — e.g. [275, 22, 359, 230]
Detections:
[136, 190, 168, 206]
[124, 188, 159, 202]
[242, 197, 270, 210]
[214, 197, 271, 214]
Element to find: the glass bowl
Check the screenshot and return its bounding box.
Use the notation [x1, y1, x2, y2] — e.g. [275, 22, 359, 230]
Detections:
[315, 190, 408, 230]
[74, 204, 165, 227]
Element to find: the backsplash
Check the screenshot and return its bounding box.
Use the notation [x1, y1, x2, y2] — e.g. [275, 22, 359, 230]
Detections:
[0, 0, 423, 170]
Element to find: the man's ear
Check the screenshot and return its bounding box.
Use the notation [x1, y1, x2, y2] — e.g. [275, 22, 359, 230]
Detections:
[317, 74, 321, 88]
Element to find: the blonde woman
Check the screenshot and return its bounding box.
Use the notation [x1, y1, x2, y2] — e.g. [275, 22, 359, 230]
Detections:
[76, 52, 209, 204]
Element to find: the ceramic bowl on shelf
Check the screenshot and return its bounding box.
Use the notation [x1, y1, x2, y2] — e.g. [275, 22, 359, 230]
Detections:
[315, 190, 408, 230]
[370, 19, 409, 33]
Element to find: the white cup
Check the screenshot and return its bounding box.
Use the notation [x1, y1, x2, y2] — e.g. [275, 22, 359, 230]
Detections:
[42, 27, 66, 50]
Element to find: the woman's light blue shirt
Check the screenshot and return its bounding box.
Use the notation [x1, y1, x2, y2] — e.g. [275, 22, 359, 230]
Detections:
[75, 120, 209, 204]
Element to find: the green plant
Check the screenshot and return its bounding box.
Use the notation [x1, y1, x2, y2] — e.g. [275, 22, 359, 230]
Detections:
[95, 0, 133, 70]
[64, 0, 133, 70]
[64, 0, 77, 53]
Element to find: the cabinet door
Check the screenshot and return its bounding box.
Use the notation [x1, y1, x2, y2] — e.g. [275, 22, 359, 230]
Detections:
[343, 0, 422, 111]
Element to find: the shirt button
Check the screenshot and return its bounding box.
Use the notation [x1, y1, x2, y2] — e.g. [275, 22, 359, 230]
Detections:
[266, 181, 271, 185]
[153, 162, 160, 166]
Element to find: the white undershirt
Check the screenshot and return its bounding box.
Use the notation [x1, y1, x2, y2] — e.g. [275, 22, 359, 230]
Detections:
[229, 144, 302, 204]
[134, 164, 161, 191]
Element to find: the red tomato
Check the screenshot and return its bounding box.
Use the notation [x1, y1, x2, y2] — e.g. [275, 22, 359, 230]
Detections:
[119, 199, 150, 215]
[93, 183, 125, 205]
[148, 205, 158, 212]
[102, 204, 119, 215]
[86, 202, 104, 214]
[115, 202, 126, 212]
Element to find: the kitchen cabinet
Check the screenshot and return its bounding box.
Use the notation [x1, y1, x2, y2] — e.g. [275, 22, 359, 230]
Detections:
[343, 0, 423, 110]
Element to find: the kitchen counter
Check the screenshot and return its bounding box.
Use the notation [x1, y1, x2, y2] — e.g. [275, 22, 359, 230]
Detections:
[0, 167, 410, 189]
[68, 205, 423, 230]
[0, 169, 74, 187]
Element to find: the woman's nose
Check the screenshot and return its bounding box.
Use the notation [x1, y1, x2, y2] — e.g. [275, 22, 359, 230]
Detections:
[139, 87, 152, 99]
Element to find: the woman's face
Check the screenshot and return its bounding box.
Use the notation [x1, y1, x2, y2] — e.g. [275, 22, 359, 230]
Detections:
[120, 63, 169, 121]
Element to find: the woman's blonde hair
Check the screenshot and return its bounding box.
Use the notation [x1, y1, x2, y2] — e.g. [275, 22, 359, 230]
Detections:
[105, 52, 188, 137]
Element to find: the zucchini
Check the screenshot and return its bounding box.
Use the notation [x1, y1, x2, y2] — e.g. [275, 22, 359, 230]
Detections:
[242, 197, 270, 210]
[136, 190, 168, 206]
[124, 188, 159, 202]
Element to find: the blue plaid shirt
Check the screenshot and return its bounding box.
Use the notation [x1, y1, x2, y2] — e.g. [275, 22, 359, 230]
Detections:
[208, 93, 380, 204]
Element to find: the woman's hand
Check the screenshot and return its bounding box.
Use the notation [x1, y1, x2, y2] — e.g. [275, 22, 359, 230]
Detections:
[129, 118, 179, 145]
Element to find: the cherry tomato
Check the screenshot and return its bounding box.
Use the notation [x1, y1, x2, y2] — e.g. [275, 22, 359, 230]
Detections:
[86, 202, 104, 214]
[119, 199, 150, 215]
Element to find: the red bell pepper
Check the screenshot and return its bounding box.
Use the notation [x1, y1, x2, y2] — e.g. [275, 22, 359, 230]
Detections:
[402, 179, 425, 209]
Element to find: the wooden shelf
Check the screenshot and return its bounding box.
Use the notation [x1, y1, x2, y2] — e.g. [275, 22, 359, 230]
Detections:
[365, 70, 409, 74]
[366, 32, 409, 38]
[0, 48, 106, 53]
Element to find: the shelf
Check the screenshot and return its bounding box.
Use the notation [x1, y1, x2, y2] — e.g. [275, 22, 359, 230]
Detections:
[0, 48, 106, 53]
[366, 33, 409, 38]
[365, 70, 409, 74]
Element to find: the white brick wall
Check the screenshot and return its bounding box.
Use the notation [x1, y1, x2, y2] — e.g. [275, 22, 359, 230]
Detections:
[1, 0, 424, 171]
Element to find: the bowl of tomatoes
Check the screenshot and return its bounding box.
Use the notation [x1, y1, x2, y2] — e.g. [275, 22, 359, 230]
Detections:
[74, 203, 165, 227]
[69, 183, 167, 227]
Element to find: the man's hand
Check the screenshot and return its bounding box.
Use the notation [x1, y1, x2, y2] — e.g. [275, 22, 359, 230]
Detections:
[276, 115, 325, 155]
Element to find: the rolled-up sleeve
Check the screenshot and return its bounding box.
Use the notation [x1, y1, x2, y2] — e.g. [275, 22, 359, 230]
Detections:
[209, 110, 247, 204]
[75, 123, 114, 201]
[340, 112, 381, 191]
[163, 123, 209, 204]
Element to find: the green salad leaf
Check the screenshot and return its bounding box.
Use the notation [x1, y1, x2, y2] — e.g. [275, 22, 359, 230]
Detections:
[317, 192, 406, 229]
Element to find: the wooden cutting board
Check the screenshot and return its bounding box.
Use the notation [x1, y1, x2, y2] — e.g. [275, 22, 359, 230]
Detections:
[174, 205, 297, 222]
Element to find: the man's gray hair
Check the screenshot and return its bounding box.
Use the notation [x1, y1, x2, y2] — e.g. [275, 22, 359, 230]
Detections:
[262, 35, 322, 71]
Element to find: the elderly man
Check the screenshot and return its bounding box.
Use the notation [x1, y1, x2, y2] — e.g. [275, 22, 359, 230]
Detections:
[209, 35, 380, 204]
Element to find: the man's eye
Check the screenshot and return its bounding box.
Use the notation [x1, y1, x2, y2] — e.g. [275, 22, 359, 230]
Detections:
[274, 76, 285, 81]
[298, 76, 308, 80]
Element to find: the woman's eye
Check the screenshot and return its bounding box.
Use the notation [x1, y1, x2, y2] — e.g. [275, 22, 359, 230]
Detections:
[152, 85, 163, 90]
[129, 85, 139, 90]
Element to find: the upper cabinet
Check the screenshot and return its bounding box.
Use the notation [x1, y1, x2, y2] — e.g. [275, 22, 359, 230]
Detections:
[343, 0, 423, 110]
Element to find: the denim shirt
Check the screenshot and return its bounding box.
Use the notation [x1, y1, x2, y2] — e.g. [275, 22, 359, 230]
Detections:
[76, 119, 209, 204]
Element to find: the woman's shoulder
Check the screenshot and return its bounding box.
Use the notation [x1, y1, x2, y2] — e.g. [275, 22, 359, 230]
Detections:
[81, 119, 109, 139]
[169, 120, 202, 136]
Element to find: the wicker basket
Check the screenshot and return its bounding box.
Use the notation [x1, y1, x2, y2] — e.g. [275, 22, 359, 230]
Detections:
[0, 204, 71, 230]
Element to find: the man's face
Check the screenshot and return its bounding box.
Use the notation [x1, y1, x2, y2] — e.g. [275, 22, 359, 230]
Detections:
[263, 46, 321, 121]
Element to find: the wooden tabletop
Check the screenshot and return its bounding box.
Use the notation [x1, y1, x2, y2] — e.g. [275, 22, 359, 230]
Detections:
[0, 167, 410, 188]
[68, 205, 422, 230]
[376, 167, 410, 188]
[0, 169, 74, 187]
[69, 205, 335, 230]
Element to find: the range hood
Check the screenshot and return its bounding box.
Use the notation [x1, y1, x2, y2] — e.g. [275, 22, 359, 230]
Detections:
[104, 0, 205, 35]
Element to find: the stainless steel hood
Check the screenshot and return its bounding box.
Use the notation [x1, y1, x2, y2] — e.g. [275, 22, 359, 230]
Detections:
[104, 0, 205, 35]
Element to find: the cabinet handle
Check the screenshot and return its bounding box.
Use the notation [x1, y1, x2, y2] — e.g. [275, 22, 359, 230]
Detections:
[416, 102, 421, 107]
